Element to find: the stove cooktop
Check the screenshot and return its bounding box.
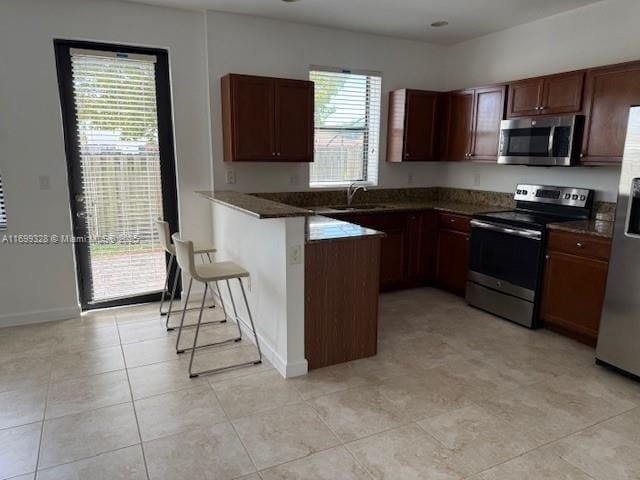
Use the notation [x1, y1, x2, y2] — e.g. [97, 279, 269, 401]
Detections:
[475, 209, 574, 230]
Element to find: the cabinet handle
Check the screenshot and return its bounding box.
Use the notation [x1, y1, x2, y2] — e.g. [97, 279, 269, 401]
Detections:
[277, 152, 281, 157]
[580, 153, 584, 158]
[576, 242, 584, 248]
[272, 152, 276, 156]
[545, 254, 550, 260]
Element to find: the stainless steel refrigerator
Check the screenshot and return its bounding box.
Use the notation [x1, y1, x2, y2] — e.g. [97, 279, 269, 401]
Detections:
[596, 105, 640, 379]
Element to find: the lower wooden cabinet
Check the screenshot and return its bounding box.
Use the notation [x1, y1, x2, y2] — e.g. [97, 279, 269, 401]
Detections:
[540, 230, 611, 346]
[435, 214, 471, 296]
[328, 210, 470, 295]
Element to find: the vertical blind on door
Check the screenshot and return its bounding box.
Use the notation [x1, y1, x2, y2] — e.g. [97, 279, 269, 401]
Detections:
[309, 67, 382, 186]
[70, 49, 166, 302]
[0, 174, 7, 230]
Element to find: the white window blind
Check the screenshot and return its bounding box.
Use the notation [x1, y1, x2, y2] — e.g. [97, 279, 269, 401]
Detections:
[70, 49, 166, 302]
[309, 67, 382, 187]
[0, 174, 7, 230]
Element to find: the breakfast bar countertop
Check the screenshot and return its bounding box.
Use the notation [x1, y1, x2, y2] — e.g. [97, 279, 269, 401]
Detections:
[306, 215, 385, 243]
[196, 190, 314, 219]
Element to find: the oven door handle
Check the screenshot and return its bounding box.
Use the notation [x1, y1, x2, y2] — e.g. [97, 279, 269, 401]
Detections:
[470, 219, 542, 240]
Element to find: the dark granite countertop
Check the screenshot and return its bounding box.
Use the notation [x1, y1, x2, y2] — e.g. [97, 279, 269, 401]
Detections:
[306, 216, 385, 243]
[196, 191, 313, 219]
[312, 200, 507, 217]
[548, 220, 614, 239]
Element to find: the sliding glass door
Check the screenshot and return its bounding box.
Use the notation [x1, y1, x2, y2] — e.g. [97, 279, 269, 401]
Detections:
[55, 40, 179, 310]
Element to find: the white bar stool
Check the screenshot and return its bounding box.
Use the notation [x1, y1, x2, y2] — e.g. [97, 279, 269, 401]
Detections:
[155, 219, 219, 331]
[172, 233, 262, 378]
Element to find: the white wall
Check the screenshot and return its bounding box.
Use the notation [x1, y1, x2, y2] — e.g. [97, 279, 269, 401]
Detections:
[211, 203, 307, 377]
[442, 0, 640, 202]
[0, 0, 212, 325]
[206, 10, 446, 193]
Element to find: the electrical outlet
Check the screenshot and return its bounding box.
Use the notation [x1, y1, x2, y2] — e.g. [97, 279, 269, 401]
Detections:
[226, 170, 236, 185]
[290, 174, 299, 186]
[38, 175, 51, 190]
[289, 245, 302, 265]
[407, 172, 414, 185]
[473, 173, 481, 187]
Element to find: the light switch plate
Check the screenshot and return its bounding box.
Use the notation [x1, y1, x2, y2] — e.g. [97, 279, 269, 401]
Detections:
[39, 175, 51, 190]
[289, 245, 302, 265]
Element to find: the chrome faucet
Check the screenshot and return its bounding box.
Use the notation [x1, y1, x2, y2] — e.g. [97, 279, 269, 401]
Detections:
[347, 183, 367, 206]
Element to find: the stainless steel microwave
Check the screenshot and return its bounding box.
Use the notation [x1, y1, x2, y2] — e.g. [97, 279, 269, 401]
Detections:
[498, 115, 584, 166]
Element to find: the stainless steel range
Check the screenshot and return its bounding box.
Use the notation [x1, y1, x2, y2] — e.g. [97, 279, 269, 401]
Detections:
[466, 184, 594, 328]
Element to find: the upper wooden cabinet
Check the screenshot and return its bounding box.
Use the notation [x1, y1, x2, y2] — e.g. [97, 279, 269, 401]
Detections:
[581, 61, 640, 165]
[221, 74, 314, 162]
[469, 86, 506, 161]
[387, 89, 440, 162]
[444, 86, 506, 162]
[507, 71, 584, 118]
[445, 90, 474, 161]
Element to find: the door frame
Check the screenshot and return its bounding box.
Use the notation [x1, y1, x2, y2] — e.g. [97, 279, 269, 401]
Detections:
[54, 39, 180, 310]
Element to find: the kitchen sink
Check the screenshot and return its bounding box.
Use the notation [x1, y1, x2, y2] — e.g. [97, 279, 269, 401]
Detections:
[329, 204, 390, 211]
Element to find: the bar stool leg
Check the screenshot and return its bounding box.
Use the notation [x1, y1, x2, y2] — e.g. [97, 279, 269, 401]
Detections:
[215, 282, 229, 323]
[226, 279, 243, 340]
[239, 278, 262, 363]
[188, 282, 209, 378]
[165, 264, 181, 331]
[175, 277, 192, 351]
[159, 254, 175, 316]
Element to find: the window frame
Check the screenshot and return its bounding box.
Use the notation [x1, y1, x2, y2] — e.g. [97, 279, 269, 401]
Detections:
[309, 66, 382, 189]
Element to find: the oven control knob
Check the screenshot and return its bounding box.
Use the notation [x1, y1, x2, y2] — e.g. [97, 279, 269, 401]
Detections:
[579, 195, 586, 201]
[564, 193, 571, 199]
[522, 190, 528, 195]
[517, 189, 521, 195]
[572, 194, 579, 200]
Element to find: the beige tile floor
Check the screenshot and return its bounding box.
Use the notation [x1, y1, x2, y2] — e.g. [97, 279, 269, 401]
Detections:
[1, 287, 640, 479]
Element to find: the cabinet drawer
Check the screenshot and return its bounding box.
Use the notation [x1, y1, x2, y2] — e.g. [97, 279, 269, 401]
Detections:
[547, 230, 611, 261]
[438, 213, 471, 233]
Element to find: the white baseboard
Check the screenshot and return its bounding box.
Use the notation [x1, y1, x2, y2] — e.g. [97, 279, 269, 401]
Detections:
[235, 314, 308, 378]
[0, 306, 81, 328]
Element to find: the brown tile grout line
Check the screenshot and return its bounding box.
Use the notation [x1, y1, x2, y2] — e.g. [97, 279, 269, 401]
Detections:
[116, 316, 151, 480]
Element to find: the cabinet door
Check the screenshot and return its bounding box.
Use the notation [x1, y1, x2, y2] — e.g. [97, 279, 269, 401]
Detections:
[446, 90, 474, 161]
[406, 211, 437, 284]
[230, 76, 276, 161]
[435, 228, 470, 295]
[540, 71, 584, 115]
[404, 90, 439, 161]
[275, 79, 314, 162]
[582, 62, 640, 165]
[470, 86, 506, 161]
[541, 251, 609, 346]
[507, 79, 542, 117]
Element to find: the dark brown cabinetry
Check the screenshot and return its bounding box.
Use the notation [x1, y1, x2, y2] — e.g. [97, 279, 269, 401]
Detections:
[507, 71, 584, 118]
[581, 61, 640, 165]
[444, 90, 474, 161]
[305, 237, 380, 369]
[328, 210, 440, 291]
[540, 230, 611, 346]
[330, 210, 471, 295]
[221, 74, 314, 162]
[435, 213, 471, 295]
[387, 89, 440, 162]
[443, 86, 506, 162]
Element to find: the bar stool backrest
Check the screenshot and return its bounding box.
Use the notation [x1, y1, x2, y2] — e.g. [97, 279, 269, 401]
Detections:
[172, 233, 198, 279]
[155, 219, 174, 254]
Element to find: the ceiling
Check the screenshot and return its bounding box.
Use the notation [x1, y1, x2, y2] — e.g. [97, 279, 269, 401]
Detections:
[128, 0, 603, 45]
